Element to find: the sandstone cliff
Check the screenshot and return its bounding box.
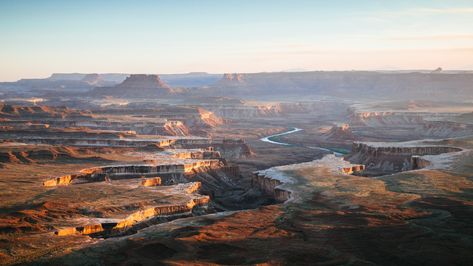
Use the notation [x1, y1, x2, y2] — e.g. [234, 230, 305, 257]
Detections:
[347, 141, 462, 174]
[55, 195, 210, 236]
[0, 104, 92, 119]
[92, 74, 173, 98]
[322, 123, 355, 141]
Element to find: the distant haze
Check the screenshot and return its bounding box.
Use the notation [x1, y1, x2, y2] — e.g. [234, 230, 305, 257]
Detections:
[1, 0, 473, 81]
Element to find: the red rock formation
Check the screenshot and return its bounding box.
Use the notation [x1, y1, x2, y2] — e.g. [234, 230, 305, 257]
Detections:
[163, 120, 189, 136]
[92, 74, 173, 97]
[341, 164, 365, 174]
[42, 160, 224, 187]
[55, 196, 211, 235]
[196, 108, 223, 127]
[43, 175, 73, 187]
[252, 173, 291, 203]
[0, 104, 92, 119]
[113, 197, 209, 229]
[323, 123, 355, 141]
[141, 177, 162, 187]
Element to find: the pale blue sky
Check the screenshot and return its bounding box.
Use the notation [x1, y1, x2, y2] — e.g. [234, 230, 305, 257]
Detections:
[1, 0, 473, 81]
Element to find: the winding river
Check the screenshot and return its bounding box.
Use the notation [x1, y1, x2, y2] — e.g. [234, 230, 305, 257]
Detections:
[259, 127, 303, 145]
[260, 127, 345, 156]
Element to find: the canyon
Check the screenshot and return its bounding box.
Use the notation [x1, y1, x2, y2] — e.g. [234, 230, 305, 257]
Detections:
[0, 72, 473, 265]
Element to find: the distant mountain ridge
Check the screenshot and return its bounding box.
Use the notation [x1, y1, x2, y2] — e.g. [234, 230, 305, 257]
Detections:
[1, 70, 473, 101]
[47, 72, 220, 87]
[203, 71, 473, 101]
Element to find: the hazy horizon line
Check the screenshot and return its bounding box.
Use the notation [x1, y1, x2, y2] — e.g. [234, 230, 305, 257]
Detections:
[4, 68, 473, 82]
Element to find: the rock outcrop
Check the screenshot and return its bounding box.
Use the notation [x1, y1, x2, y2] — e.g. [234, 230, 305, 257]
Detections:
[116, 74, 170, 90]
[340, 164, 365, 174]
[168, 147, 221, 160]
[0, 104, 92, 119]
[200, 101, 348, 119]
[55, 195, 210, 236]
[92, 74, 173, 98]
[347, 107, 473, 138]
[322, 123, 355, 141]
[347, 141, 463, 174]
[221, 73, 245, 84]
[43, 174, 74, 187]
[194, 108, 224, 128]
[253, 155, 366, 203]
[141, 177, 162, 187]
[252, 173, 291, 202]
[113, 196, 209, 229]
[163, 120, 189, 136]
[43, 160, 224, 186]
[206, 104, 282, 118]
[349, 110, 425, 127]
[0, 146, 112, 168]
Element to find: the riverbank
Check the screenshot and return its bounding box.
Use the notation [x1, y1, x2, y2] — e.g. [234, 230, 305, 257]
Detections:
[260, 127, 303, 145]
[260, 127, 347, 156]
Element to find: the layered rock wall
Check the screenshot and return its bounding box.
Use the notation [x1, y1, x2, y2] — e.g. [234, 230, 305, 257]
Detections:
[141, 177, 162, 187]
[351, 142, 460, 157]
[43, 175, 74, 187]
[55, 196, 209, 236]
[347, 142, 462, 173]
[252, 173, 291, 202]
[43, 160, 223, 186]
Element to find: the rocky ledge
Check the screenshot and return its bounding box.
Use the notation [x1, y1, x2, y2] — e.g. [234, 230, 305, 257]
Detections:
[347, 141, 465, 175]
[253, 154, 365, 203]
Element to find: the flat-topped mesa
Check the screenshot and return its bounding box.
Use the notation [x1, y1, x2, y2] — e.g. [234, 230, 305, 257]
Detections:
[14, 136, 207, 148]
[0, 104, 92, 119]
[172, 138, 253, 159]
[114, 196, 210, 229]
[26, 118, 189, 136]
[168, 147, 221, 159]
[55, 195, 210, 236]
[117, 74, 171, 90]
[92, 74, 173, 98]
[351, 142, 461, 156]
[209, 71, 473, 100]
[42, 160, 224, 186]
[222, 73, 245, 83]
[347, 141, 463, 175]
